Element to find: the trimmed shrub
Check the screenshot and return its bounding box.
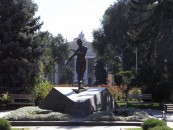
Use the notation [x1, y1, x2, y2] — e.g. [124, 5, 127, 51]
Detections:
[149, 126, 173, 130]
[142, 118, 166, 130]
[0, 118, 11, 130]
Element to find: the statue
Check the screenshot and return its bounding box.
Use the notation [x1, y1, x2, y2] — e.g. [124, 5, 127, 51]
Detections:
[65, 39, 88, 90]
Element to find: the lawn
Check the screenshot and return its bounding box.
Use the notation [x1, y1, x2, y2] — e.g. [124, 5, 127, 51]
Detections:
[117, 102, 160, 110]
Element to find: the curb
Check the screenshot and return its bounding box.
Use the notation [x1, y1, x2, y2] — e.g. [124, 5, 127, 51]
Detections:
[9, 121, 142, 126]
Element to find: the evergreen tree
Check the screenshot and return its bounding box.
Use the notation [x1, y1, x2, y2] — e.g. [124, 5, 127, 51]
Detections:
[59, 67, 74, 84]
[95, 59, 107, 85]
[0, 0, 47, 93]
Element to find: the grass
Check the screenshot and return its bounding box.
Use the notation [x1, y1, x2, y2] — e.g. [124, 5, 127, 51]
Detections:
[117, 102, 161, 110]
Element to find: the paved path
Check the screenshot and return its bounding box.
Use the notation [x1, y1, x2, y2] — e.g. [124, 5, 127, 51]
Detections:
[12, 126, 140, 130]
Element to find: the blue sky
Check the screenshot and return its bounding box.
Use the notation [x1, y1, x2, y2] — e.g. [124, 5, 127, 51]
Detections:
[34, 0, 115, 42]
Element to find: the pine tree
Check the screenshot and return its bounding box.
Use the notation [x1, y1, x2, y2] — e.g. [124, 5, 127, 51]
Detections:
[0, 0, 47, 93]
[95, 59, 107, 85]
[59, 68, 74, 84]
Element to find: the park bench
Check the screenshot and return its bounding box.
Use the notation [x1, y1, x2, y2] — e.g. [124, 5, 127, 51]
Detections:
[162, 104, 173, 122]
[8, 94, 35, 106]
[127, 94, 153, 105]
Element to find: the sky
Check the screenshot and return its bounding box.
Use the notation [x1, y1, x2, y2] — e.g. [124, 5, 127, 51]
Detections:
[34, 0, 116, 42]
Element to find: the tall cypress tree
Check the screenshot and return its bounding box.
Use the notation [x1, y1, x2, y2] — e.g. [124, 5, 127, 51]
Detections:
[95, 59, 107, 85]
[0, 0, 47, 93]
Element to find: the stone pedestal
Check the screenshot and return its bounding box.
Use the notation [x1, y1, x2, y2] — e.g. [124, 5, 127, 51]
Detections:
[40, 87, 114, 117]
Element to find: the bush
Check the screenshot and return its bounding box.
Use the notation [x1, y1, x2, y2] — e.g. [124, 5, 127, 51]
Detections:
[128, 87, 141, 95]
[142, 118, 166, 130]
[108, 86, 126, 101]
[114, 70, 135, 86]
[149, 126, 173, 130]
[0, 93, 10, 106]
[35, 81, 53, 105]
[101, 84, 126, 101]
[0, 118, 11, 130]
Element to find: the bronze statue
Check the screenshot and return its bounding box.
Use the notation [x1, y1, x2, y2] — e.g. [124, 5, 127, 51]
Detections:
[65, 39, 88, 90]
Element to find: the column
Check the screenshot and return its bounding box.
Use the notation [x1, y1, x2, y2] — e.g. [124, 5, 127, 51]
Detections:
[54, 63, 59, 84]
[74, 58, 77, 82]
[84, 58, 88, 85]
[93, 58, 97, 84]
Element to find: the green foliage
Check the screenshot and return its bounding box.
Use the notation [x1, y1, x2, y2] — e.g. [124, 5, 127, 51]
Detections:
[128, 87, 141, 95]
[92, 0, 173, 102]
[0, 93, 10, 102]
[92, 0, 136, 71]
[129, 0, 173, 102]
[142, 118, 166, 130]
[0, 93, 10, 106]
[50, 34, 69, 64]
[114, 70, 135, 86]
[95, 59, 107, 85]
[106, 85, 126, 101]
[0, 0, 48, 93]
[59, 67, 74, 84]
[149, 126, 173, 130]
[92, 29, 106, 57]
[0, 118, 11, 130]
[35, 81, 53, 105]
[41, 33, 70, 83]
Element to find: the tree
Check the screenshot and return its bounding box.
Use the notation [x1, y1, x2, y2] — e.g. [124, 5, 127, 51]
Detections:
[42, 33, 69, 78]
[0, 0, 47, 93]
[50, 34, 69, 65]
[95, 59, 107, 85]
[59, 67, 74, 84]
[128, 0, 173, 101]
[92, 0, 136, 72]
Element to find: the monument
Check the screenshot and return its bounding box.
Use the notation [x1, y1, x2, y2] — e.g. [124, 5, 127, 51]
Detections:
[40, 87, 114, 117]
[41, 36, 115, 117]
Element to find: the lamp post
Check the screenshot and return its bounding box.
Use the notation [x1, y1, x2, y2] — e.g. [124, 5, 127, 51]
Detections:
[114, 45, 130, 70]
[127, 32, 138, 73]
[135, 47, 138, 73]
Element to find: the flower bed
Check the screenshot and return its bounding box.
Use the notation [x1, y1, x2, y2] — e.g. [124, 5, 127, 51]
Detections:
[4, 106, 72, 121]
[85, 107, 154, 122]
[4, 106, 154, 122]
